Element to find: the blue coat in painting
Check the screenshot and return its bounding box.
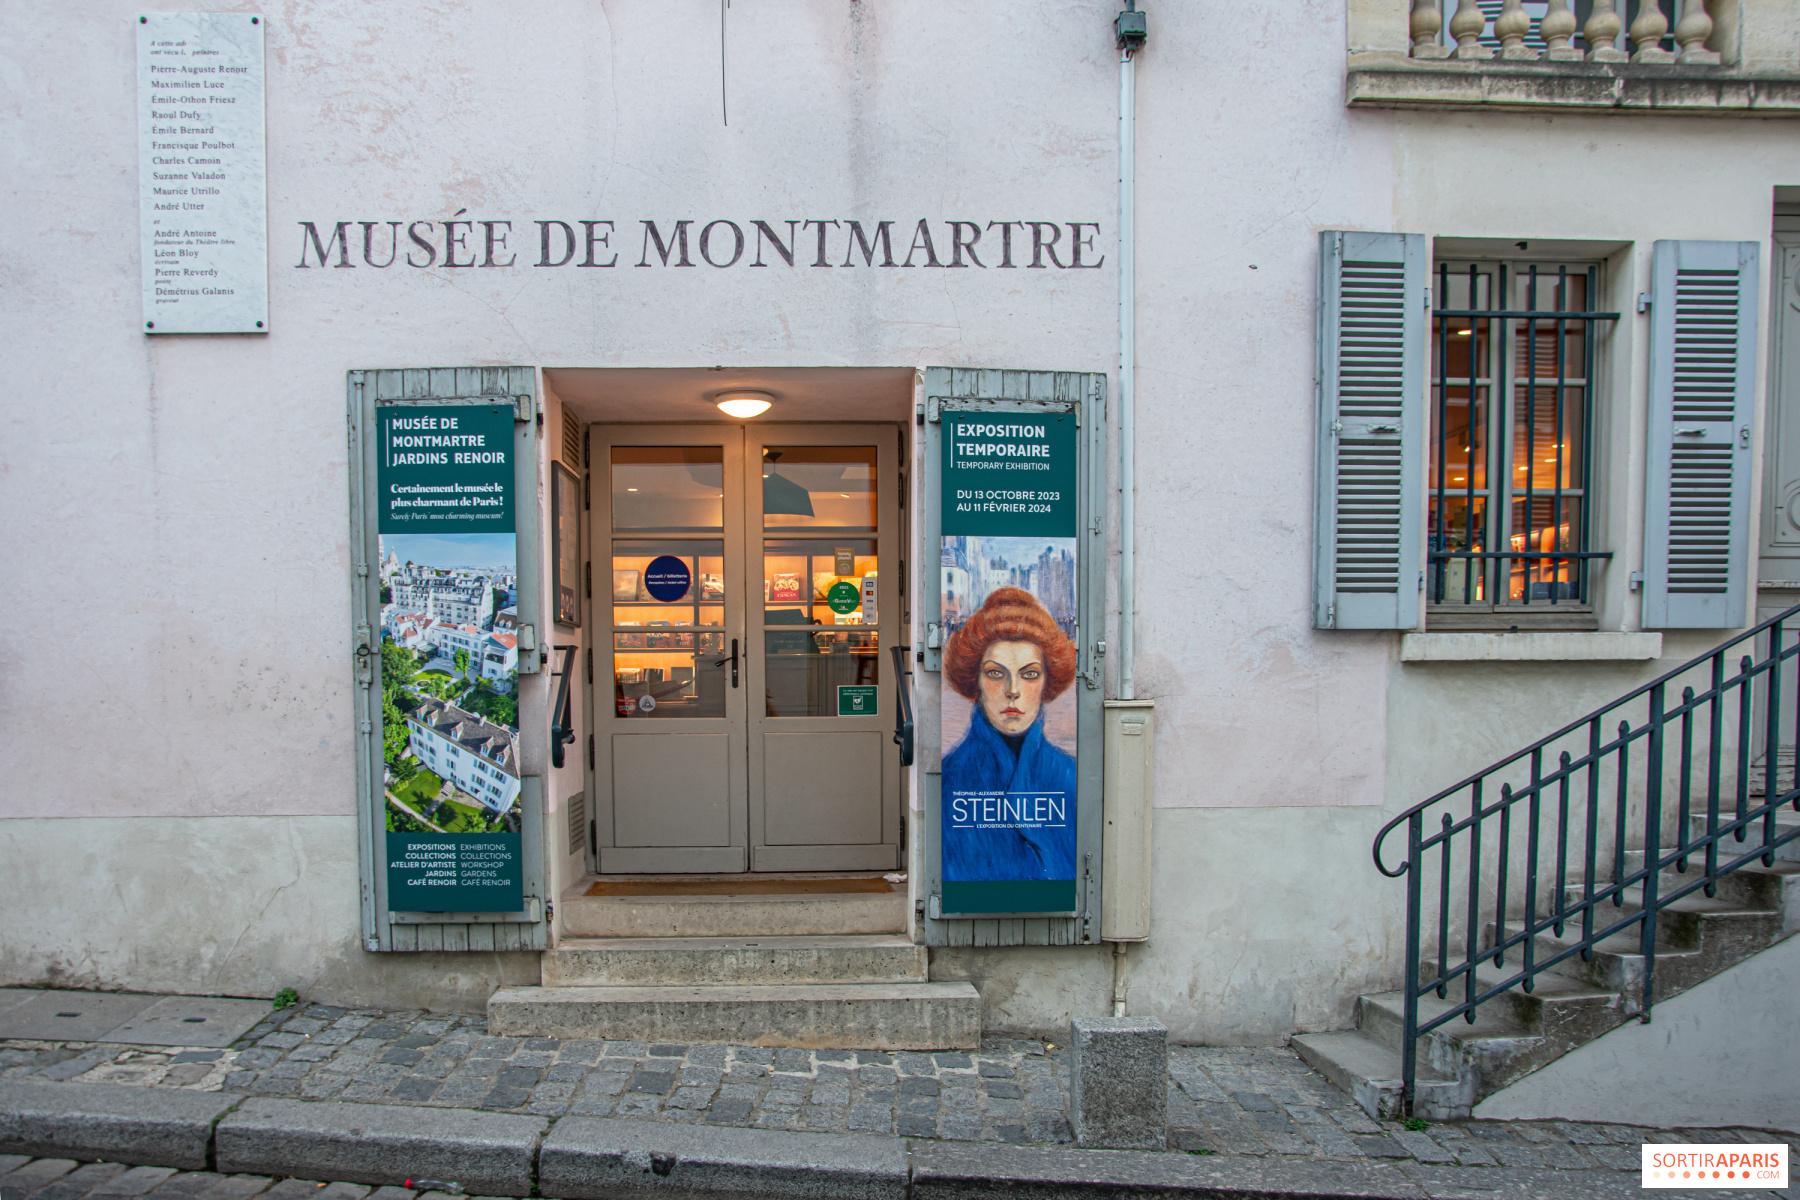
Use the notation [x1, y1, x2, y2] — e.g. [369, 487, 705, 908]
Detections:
[941, 704, 1078, 882]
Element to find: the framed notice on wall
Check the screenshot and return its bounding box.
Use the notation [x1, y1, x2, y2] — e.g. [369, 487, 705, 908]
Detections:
[553, 463, 581, 627]
[137, 12, 269, 333]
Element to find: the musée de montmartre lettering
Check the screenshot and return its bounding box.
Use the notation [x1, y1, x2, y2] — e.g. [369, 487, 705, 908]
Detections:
[294, 215, 1106, 271]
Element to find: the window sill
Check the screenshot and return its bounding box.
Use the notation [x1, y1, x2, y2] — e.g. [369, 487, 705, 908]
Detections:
[1346, 57, 1800, 116]
[1400, 631, 1663, 663]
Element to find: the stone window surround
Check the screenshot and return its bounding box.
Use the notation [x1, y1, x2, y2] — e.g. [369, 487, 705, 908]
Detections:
[1345, 0, 1800, 114]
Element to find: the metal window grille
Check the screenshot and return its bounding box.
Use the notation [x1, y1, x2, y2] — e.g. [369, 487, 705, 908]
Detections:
[1438, 0, 1683, 54]
[1428, 260, 1619, 610]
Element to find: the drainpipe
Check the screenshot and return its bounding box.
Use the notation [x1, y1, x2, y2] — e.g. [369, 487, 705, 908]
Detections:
[1117, 1, 1144, 703]
[1110, 1, 1147, 1020]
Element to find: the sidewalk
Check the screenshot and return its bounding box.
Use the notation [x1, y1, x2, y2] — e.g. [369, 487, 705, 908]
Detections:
[1, 989, 1795, 1198]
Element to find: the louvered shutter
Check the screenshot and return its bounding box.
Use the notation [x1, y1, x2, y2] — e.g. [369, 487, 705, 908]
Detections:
[1314, 231, 1427, 630]
[1642, 241, 1760, 629]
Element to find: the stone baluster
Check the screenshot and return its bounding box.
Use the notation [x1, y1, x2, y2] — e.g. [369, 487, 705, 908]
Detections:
[1629, 0, 1675, 62]
[1583, 0, 1627, 62]
[1494, 0, 1536, 59]
[1675, 0, 1720, 64]
[1541, 0, 1582, 61]
[1410, 0, 1450, 59]
[1448, 0, 1492, 60]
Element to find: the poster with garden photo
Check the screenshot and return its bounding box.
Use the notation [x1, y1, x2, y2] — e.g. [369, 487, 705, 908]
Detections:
[376, 403, 524, 912]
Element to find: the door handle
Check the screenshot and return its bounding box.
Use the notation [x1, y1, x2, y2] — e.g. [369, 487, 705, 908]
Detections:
[728, 637, 739, 688]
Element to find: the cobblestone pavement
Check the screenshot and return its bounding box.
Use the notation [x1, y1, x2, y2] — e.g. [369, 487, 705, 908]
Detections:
[3, 1000, 1797, 1185]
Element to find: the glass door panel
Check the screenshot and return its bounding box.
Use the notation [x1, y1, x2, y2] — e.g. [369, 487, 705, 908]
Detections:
[610, 539, 727, 719]
[612, 446, 725, 531]
[608, 445, 730, 720]
[758, 445, 879, 718]
[762, 538, 880, 717]
[760, 445, 878, 529]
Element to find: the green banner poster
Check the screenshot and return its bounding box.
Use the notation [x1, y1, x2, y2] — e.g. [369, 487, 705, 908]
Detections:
[376, 402, 524, 913]
[938, 410, 1079, 915]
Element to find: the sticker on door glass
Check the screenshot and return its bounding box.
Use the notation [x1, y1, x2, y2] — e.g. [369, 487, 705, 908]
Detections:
[826, 580, 861, 615]
[838, 684, 878, 717]
[643, 555, 692, 602]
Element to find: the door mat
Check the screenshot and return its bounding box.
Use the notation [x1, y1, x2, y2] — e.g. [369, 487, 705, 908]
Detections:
[584, 877, 897, 897]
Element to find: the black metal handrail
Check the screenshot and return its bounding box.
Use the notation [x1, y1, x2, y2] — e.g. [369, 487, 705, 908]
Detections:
[890, 644, 915, 767]
[1372, 601, 1800, 1113]
[549, 645, 576, 769]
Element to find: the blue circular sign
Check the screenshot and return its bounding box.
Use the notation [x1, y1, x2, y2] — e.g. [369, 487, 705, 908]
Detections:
[643, 555, 692, 602]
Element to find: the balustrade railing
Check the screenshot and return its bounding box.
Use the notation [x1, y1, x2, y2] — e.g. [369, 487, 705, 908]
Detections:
[1372, 603, 1800, 1113]
[1409, 0, 1718, 65]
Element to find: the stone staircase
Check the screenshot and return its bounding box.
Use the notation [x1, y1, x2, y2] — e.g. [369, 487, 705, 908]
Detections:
[1294, 810, 1800, 1120]
[488, 879, 981, 1049]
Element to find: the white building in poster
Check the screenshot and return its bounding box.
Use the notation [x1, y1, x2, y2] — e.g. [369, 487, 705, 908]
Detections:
[481, 632, 518, 690]
[390, 567, 495, 629]
[405, 698, 520, 815]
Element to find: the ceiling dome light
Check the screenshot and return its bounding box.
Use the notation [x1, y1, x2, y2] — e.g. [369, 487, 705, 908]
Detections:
[716, 390, 774, 419]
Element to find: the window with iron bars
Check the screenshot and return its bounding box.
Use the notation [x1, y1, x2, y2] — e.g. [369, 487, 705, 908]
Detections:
[1427, 260, 1619, 620]
[1431, 0, 1685, 55]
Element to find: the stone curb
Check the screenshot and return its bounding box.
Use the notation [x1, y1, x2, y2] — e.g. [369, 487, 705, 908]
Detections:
[214, 1098, 546, 1196]
[0, 1081, 1656, 1200]
[910, 1140, 1420, 1199]
[0, 1080, 244, 1170]
[541, 1116, 909, 1199]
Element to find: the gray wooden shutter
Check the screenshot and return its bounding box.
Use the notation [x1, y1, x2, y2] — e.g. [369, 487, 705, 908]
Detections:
[348, 367, 549, 953]
[1642, 240, 1760, 629]
[919, 367, 1106, 948]
[1314, 230, 1427, 630]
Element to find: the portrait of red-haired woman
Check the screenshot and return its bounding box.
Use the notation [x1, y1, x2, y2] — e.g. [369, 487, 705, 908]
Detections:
[940, 586, 1078, 883]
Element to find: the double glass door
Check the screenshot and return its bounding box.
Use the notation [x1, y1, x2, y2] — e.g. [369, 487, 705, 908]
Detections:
[590, 425, 901, 873]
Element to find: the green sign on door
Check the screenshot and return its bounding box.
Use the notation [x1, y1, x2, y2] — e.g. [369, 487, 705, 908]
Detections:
[838, 685, 878, 716]
[826, 580, 862, 615]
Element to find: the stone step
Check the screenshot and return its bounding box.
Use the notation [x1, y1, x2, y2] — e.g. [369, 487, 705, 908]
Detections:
[1468, 967, 1627, 1044]
[1355, 983, 1626, 1096]
[1573, 886, 1787, 964]
[1490, 907, 1750, 999]
[1611, 850, 1800, 923]
[1686, 812, 1800, 864]
[559, 884, 909, 938]
[1742, 756, 1793, 800]
[487, 982, 980, 1050]
[1289, 1030, 1466, 1121]
[542, 935, 927, 987]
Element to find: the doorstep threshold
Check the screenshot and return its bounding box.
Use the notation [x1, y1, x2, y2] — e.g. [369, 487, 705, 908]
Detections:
[573, 873, 902, 899]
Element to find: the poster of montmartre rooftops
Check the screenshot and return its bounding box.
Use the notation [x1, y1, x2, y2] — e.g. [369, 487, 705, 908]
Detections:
[378, 531, 522, 836]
